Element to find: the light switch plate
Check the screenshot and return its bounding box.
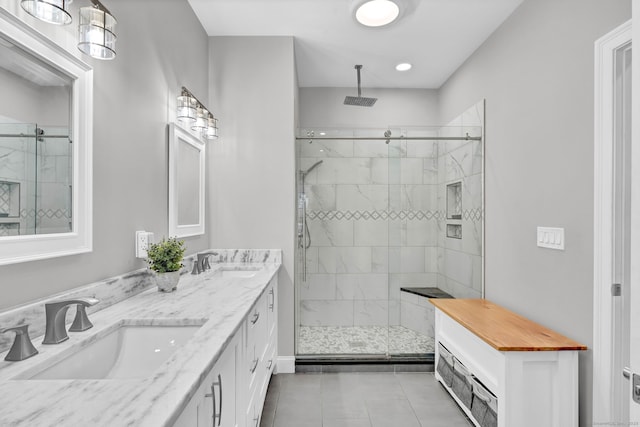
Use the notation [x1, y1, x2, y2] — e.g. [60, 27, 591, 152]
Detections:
[537, 227, 564, 250]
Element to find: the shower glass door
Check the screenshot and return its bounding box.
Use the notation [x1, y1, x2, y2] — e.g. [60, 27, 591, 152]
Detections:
[295, 128, 391, 358]
[387, 128, 440, 357]
[295, 117, 484, 360]
[0, 123, 71, 236]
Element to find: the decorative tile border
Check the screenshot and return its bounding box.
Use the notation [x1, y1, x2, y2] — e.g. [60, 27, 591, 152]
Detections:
[307, 209, 483, 221]
[20, 208, 71, 219]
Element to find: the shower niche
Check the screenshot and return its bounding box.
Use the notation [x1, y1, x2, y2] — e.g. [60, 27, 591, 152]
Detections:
[294, 101, 485, 360]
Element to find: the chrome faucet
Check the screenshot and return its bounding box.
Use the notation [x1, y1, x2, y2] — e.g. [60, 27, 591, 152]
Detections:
[191, 251, 218, 275]
[42, 297, 99, 344]
[0, 324, 38, 361]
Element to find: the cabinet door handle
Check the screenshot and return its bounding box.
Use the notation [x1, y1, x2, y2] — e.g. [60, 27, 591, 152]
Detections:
[266, 359, 273, 370]
[250, 358, 259, 373]
[216, 374, 222, 427]
[205, 374, 223, 427]
[254, 415, 260, 427]
[268, 289, 274, 311]
[205, 383, 216, 427]
[251, 312, 260, 324]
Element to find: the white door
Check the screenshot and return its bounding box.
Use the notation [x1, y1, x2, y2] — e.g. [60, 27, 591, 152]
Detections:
[631, 1, 640, 422]
[593, 18, 632, 425]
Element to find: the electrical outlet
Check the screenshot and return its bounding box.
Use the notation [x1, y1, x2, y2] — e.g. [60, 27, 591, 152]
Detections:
[135, 231, 154, 258]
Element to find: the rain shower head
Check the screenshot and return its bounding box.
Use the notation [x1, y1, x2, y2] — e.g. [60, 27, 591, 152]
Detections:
[344, 65, 377, 107]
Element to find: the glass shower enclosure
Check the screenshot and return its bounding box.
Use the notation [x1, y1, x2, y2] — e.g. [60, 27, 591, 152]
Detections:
[295, 121, 484, 360]
[0, 123, 72, 236]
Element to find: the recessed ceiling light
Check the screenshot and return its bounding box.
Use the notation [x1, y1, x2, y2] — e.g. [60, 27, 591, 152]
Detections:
[396, 63, 412, 71]
[355, 0, 400, 27]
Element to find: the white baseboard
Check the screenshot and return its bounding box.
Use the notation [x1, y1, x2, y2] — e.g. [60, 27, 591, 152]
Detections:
[276, 356, 295, 374]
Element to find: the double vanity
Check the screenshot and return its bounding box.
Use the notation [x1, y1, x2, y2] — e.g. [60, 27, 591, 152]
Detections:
[0, 251, 280, 426]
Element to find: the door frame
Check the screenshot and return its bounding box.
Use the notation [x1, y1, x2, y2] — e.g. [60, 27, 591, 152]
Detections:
[593, 19, 632, 423]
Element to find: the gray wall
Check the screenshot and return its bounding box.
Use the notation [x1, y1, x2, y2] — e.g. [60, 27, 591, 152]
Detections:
[437, 0, 631, 424]
[299, 88, 439, 128]
[0, 67, 69, 126]
[208, 37, 296, 358]
[0, 0, 211, 310]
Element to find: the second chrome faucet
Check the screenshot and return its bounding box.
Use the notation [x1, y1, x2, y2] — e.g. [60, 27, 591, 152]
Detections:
[42, 297, 99, 344]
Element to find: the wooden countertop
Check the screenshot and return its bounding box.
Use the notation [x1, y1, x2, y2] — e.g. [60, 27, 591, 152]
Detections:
[430, 298, 587, 351]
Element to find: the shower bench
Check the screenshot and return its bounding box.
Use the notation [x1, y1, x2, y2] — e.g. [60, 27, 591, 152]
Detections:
[430, 299, 586, 427]
[399, 287, 452, 342]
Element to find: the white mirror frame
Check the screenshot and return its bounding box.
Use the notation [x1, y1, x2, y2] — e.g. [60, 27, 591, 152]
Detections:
[0, 9, 93, 265]
[169, 123, 205, 238]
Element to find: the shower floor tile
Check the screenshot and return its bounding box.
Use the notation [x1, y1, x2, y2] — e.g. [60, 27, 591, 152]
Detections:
[298, 325, 434, 355]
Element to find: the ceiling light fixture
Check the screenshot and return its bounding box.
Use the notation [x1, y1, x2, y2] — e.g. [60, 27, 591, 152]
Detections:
[395, 63, 412, 71]
[355, 0, 400, 27]
[21, 0, 73, 25]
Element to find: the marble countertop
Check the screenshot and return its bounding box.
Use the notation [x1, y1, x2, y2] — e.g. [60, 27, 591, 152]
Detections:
[0, 262, 280, 426]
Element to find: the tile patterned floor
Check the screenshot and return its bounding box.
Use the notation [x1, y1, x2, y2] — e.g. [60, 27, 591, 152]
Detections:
[260, 372, 473, 427]
[298, 326, 435, 355]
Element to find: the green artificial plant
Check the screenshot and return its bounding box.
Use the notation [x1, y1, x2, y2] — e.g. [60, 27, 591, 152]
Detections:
[147, 237, 186, 273]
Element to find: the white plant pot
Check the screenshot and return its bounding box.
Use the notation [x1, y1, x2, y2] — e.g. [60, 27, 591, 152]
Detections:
[154, 270, 181, 292]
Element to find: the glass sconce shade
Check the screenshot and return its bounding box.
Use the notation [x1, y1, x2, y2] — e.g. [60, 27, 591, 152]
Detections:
[203, 116, 219, 140]
[191, 108, 208, 132]
[21, 0, 73, 25]
[177, 95, 197, 123]
[77, 6, 117, 60]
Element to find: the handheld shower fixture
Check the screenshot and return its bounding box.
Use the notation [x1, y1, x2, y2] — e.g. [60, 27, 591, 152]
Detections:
[298, 160, 324, 281]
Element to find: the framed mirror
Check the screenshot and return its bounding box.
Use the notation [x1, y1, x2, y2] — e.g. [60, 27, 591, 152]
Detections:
[0, 9, 93, 265]
[169, 123, 205, 238]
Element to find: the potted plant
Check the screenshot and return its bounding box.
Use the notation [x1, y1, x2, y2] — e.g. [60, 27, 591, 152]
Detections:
[147, 237, 186, 292]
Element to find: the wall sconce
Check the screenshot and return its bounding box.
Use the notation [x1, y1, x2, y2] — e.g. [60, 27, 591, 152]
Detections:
[177, 86, 219, 140]
[20, 0, 73, 25]
[20, 0, 117, 60]
[77, 1, 116, 60]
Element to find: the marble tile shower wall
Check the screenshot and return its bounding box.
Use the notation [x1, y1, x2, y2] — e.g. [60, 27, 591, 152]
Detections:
[299, 130, 442, 328]
[435, 101, 484, 299]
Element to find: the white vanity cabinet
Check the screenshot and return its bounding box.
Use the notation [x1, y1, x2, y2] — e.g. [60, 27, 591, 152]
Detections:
[245, 278, 278, 427]
[174, 329, 241, 427]
[430, 299, 586, 427]
[174, 276, 278, 427]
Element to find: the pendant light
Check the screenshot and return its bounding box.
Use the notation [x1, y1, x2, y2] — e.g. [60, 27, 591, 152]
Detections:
[77, 0, 117, 60]
[20, 0, 73, 25]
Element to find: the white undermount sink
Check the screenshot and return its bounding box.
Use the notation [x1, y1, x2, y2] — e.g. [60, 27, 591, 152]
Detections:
[17, 321, 204, 380]
[218, 266, 260, 278]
